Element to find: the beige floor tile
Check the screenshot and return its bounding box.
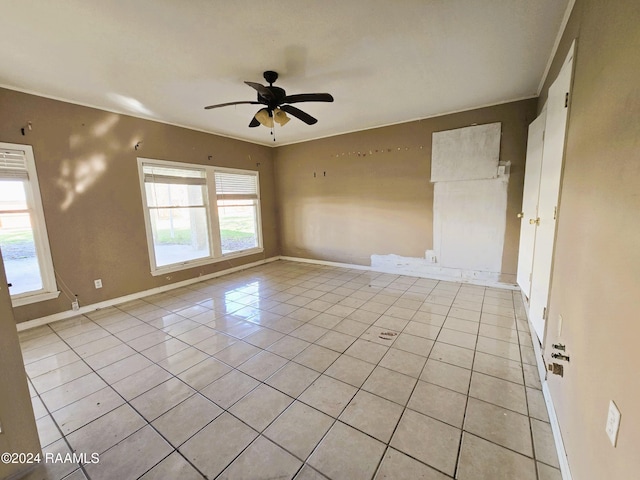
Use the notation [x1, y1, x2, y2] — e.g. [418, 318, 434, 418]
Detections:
[52, 387, 124, 434]
[265, 362, 320, 397]
[267, 335, 311, 359]
[412, 310, 447, 326]
[469, 372, 528, 415]
[97, 353, 154, 384]
[315, 330, 357, 353]
[347, 309, 382, 325]
[31, 360, 93, 394]
[523, 363, 542, 389]
[531, 418, 560, 468]
[180, 412, 258, 479]
[112, 364, 173, 400]
[22, 340, 70, 365]
[72, 334, 121, 357]
[177, 356, 232, 390]
[201, 369, 260, 408]
[379, 348, 427, 378]
[244, 328, 285, 348]
[437, 328, 478, 350]
[152, 393, 222, 446]
[333, 318, 369, 337]
[420, 359, 471, 394]
[23, 438, 78, 480]
[236, 350, 286, 380]
[213, 340, 261, 367]
[479, 323, 519, 344]
[139, 451, 204, 480]
[31, 396, 47, 420]
[340, 389, 403, 442]
[362, 366, 417, 406]
[480, 312, 516, 329]
[130, 377, 195, 421]
[537, 462, 563, 480]
[360, 325, 401, 346]
[403, 321, 441, 340]
[408, 381, 467, 428]
[264, 401, 333, 460]
[66, 404, 146, 455]
[219, 436, 302, 480]
[344, 339, 389, 364]
[309, 422, 386, 480]
[465, 397, 533, 456]
[429, 342, 474, 369]
[230, 384, 294, 431]
[325, 355, 375, 387]
[390, 409, 460, 477]
[294, 344, 340, 372]
[527, 386, 550, 422]
[290, 323, 329, 342]
[83, 343, 137, 370]
[374, 448, 452, 480]
[84, 425, 172, 480]
[392, 333, 434, 357]
[193, 331, 237, 355]
[36, 414, 62, 447]
[24, 349, 81, 378]
[40, 373, 107, 412]
[473, 351, 523, 385]
[457, 433, 536, 480]
[447, 307, 481, 322]
[299, 375, 357, 417]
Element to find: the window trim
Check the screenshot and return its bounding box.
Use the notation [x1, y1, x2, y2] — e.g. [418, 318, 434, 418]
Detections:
[0, 142, 60, 307]
[137, 157, 263, 276]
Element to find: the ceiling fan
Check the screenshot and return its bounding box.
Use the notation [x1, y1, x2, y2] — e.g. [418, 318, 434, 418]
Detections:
[204, 70, 334, 129]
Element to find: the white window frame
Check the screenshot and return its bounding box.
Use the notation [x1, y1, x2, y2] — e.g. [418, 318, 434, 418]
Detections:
[0, 142, 59, 307]
[137, 158, 263, 276]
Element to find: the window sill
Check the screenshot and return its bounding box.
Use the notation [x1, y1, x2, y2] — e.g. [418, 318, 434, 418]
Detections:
[150, 247, 264, 277]
[11, 290, 61, 307]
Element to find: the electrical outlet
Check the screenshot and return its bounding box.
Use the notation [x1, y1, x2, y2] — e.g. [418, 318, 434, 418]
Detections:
[94, 279, 102, 289]
[71, 299, 79, 311]
[606, 400, 621, 447]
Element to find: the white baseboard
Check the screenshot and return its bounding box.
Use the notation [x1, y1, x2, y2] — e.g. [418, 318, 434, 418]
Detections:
[521, 292, 573, 480]
[17, 256, 279, 332]
[280, 255, 519, 290]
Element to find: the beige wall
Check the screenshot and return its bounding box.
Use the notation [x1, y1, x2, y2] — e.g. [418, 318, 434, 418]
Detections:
[0, 89, 278, 323]
[541, 0, 640, 478]
[0, 255, 41, 479]
[274, 99, 537, 274]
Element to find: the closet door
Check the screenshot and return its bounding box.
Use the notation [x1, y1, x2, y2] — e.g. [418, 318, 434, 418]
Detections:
[517, 112, 546, 298]
[529, 46, 574, 342]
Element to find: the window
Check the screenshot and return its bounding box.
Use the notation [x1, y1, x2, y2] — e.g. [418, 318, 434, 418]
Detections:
[138, 158, 262, 275]
[0, 142, 59, 306]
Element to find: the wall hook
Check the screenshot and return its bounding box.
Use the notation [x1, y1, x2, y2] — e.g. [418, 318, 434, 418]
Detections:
[21, 122, 32, 136]
[134, 141, 143, 151]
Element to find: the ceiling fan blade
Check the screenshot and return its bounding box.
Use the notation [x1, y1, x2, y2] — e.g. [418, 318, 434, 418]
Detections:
[248, 116, 260, 128]
[282, 93, 334, 104]
[204, 100, 261, 110]
[280, 105, 318, 125]
[244, 81, 275, 101]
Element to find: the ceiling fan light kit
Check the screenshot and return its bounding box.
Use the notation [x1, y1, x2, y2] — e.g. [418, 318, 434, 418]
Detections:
[204, 70, 333, 137]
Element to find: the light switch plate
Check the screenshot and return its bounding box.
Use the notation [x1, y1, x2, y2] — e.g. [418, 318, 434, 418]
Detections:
[605, 400, 621, 447]
[94, 279, 103, 289]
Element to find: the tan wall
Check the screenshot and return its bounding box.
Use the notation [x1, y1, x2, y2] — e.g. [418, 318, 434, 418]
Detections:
[0, 89, 278, 323]
[541, 0, 640, 478]
[274, 99, 537, 273]
[0, 255, 41, 479]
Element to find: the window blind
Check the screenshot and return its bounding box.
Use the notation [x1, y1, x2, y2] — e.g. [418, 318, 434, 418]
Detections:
[143, 164, 206, 185]
[214, 171, 258, 200]
[0, 149, 29, 179]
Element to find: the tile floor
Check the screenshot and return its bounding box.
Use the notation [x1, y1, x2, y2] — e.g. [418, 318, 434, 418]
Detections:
[18, 260, 561, 480]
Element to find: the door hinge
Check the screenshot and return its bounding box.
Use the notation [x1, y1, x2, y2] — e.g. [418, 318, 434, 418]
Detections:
[529, 272, 532, 282]
[543, 307, 548, 320]
[565, 92, 569, 108]
[553, 206, 557, 220]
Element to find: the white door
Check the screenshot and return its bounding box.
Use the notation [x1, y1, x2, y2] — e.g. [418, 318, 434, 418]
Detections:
[529, 45, 574, 341]
[517, 112, 546, 298]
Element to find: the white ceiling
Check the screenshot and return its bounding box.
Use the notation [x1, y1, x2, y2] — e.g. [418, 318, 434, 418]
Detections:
[1, 0, 569, 147]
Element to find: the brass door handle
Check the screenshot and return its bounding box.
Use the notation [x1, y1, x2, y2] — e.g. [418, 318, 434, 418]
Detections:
[529, 218, 540, 225]
[517, 212, 524, 218]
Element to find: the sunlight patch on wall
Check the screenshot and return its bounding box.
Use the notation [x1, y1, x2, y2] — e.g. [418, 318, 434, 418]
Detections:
[57, 154, 107, 210]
